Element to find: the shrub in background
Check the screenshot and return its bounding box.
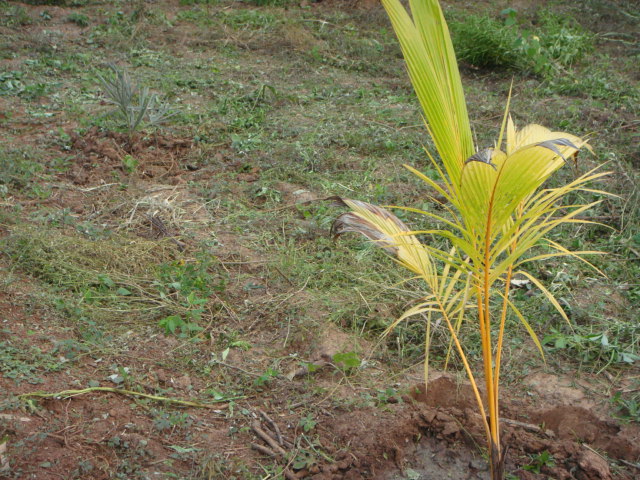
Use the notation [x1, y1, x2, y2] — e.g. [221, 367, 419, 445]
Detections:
[450, 7, 594, 76]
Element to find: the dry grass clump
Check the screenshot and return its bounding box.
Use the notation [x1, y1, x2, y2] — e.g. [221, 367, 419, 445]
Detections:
[3, 226, 185, 324]
[4, 226, 177, 290]
[122, 184, 214, 241]
[281, 23, 324, 52]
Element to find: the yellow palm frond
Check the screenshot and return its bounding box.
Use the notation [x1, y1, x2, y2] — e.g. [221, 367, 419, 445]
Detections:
[331, 198, 436, 283]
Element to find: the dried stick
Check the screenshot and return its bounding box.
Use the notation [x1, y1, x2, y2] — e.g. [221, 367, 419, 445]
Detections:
[19, 387, 228, 410]
[251, 421, 287, 457]
[502, 418, 555, 437]
[251, 442, 276, 457]
[259, 409, 284, 446]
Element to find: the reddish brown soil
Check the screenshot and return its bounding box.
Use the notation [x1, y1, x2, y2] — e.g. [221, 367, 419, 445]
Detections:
[2, 284, 638, 480]
[67, 127, 194, 185]
[307, 375, 640, 479]
[3, 341, 639, 480]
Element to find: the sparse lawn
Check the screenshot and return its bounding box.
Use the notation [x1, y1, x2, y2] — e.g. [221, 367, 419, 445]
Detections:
[0, 0, 638, 479]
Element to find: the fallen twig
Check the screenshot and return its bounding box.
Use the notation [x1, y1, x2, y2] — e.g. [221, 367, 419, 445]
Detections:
[618, 458, 640, 471]
[214, 360, 260, 377]
[0, 414, 31, 422]
[259, 409, 284, 446]
[274, 265, 295, 287]
[19, 387, 230, 410]
[251, 420, 287, 457]
[502, 418, 555, 437]
[250, 418, 300, 479]
[251, 442, 276, 457]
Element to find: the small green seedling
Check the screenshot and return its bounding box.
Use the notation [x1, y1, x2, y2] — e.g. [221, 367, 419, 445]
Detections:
[121, 154, 138, 174]
[298, 414, 317, 433]
[332, 351, 361, 372]
[523, 450, 555, 474]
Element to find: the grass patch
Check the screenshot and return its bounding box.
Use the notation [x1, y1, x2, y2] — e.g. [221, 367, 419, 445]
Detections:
[0, 147, 47, 198]
[3, 225, 233, 340]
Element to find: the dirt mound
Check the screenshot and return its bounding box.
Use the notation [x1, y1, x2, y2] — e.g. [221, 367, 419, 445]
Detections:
[310, 375, 640, 479]
[67, 127, 193, 185]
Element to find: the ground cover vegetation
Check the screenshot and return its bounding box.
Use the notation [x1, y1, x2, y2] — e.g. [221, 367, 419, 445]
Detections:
[0, 0, 638, 478]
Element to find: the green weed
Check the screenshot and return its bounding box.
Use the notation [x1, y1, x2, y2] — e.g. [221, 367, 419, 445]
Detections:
[0, 336, 65, 384]
[543, 326, 640, 368]
[221, 9, 278, 30]
[0, 71, 26, 96]
[155, 255, 225, 299]
[450, 8, 594, 76]
[332, 351, 361, 372]
[0, 147, 49, 198]
[155, 255, 227, 337]
[253, 367, 279, 387]
[450, 14, 521, 70]
[106, 434, 152, 478]
[298, 413, 317, 432]
[121, 154, 139, 174]
[541, 67, 640, 107]
[291, 450, 319, 471]
[611, 391, 640, 423]
[1, 5, 33, 27]
[67, 12, 90, 27]
[536, 10, 594, 66]
[176, 7, 215, 26]
[523, 450, 555, 474]
[360, 387, 401, 408]
[151, 409, 194, 431]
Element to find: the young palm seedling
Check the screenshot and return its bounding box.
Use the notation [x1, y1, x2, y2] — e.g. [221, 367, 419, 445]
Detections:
[331, 0, 610, 478]
[97, 63, 177, 135]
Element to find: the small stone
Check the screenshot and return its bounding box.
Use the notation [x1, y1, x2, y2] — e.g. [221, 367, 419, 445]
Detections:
[173, 374, 192, 390]
[469, 458, 488, 471]
[435, 411, 455, 423]
[420, 409, 437, 423]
